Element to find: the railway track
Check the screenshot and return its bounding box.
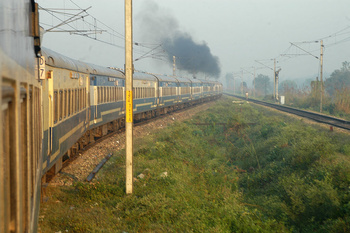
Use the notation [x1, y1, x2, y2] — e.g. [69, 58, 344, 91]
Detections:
[225, 93, 350, 131]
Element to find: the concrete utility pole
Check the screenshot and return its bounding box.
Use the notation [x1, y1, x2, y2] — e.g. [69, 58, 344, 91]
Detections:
[241, 70, 243, 96]
[275, 68, 281, 102]
[273, 59, 276, 100]
[233, 76, 235, 94]
[125, 0, 133, 194]
[253, 67, 256, 98]
[320, 40, 324, 113]
[173, 56, 176, 76]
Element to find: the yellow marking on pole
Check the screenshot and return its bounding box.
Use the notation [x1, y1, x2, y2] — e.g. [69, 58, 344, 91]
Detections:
[126, 90, 133, 123]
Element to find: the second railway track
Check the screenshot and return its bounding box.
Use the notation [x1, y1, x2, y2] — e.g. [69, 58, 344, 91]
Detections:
[226, 93, 350, 131]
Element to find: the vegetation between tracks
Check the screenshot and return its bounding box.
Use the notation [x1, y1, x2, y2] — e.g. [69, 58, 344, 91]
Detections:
[40, 96, 350, 232]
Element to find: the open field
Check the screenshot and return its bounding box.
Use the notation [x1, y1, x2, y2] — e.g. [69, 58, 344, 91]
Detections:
[40, 96, 350, 232]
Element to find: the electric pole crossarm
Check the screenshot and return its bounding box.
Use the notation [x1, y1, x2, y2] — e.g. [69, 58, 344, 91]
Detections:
[46, 7, 91, 32]
[241, 68, 254, 75]
[254, 60, 273, 71]
[289, 42, 319, 60]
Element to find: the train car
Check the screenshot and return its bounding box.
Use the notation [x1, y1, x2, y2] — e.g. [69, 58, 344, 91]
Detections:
[40, 48, 91, 178]
[189, 77, 203, 103]
[0, 0, 42, 232]
[154, 74, 179, 114]
[202, 80, 219, 100]
[133, 72, 158, 121]
[201, 79, 212, 99]
[173, 76, 192, 108]
[88, 65, 125, 137]
[40, 48, 129, 178]
[214, 81, 223, 96]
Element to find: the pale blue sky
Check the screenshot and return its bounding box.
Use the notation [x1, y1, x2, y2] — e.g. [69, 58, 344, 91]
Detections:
[38, 0, 350, 85]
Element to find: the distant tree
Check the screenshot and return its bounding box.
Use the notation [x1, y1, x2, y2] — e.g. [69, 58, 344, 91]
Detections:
[279, 80, 297, 95]
[225, 73, 234, 90]
[325, 61, 350, 97]
[254, 74, 272, 96]
[322, 62, 350, 114]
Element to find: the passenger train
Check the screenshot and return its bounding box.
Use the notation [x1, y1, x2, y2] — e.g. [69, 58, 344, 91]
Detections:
[0, 0, 222, 232]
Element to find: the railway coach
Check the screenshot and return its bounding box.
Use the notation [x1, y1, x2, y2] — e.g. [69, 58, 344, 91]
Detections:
[39, 48, 222, 182]
[40, 48, 128, 179]
[0, 0, 42, 232]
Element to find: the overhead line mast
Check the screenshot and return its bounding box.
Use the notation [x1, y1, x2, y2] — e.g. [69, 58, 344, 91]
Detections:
[125, 0, 133, 194]
[289, 40, 324, 112]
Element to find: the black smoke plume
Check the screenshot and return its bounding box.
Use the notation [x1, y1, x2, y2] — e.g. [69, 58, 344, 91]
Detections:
[136, 1, 221, 78]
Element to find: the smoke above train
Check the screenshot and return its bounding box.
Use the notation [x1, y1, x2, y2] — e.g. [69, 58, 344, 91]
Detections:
[136, 1, 221, 78]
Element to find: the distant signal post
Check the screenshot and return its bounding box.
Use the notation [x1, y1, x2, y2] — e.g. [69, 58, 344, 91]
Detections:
[125, 0, 133, 194]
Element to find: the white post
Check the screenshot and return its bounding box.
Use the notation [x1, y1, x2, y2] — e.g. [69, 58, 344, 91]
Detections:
[320, 40, 324, 113]
[125, 0, 133, 194]
[253, 67, 256, 98]
[273, 59, 276, 100]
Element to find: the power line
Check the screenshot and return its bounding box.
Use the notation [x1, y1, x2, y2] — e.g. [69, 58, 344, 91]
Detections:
[40, 2, 169, 62]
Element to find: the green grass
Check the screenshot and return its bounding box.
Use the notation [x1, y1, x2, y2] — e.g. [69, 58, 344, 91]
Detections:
[40, 96, 350, 232]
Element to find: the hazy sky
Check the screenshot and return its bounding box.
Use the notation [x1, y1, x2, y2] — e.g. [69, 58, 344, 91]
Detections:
[37, 0, 350, 86]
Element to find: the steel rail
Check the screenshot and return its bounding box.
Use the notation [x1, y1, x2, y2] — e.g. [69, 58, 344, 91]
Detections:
[225, 93, 350, 131]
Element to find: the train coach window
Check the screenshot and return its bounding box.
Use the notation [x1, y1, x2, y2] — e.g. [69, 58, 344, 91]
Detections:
[81, 88, 85, 109]
[97, 87, 100, 104]
[83, 88, 86, 109]
[54, 91, 58, 123]
[59, 90, 63, 121]
[68, 90, 71, 116]
[74, 89, 78, 113]
[110, 87, 113, 102]
[100, 87, 102, 104]
[117, 87, 122, 101]
[2, 91, 12, 231]
[113, 87, 116, 102]
[101, 87, 104, 103]
[64, 90, 67, 118]
[78, 89, 80, 111]
[72, 89, 75, 114]
[103, 87, 105, 103]
[79, 89, 82, 111]
[99, 87, 102, 104]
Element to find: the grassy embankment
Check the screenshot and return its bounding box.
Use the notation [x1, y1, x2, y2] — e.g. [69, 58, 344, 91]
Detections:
[40, 96, 350, 232]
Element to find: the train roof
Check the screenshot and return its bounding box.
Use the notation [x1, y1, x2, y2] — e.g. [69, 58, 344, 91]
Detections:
[41, 47, 124, 78]
[152, 74, 178, 82]
[133, 72, 158, 81]
[187, 77, 202, 84]
[173, 76, 191, 83]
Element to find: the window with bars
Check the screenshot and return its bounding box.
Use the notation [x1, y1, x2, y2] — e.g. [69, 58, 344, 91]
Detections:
[162, 87, 176, 96]
[68, 90, 71, 116]
[193, 87, 201, 94]
[54, 91, 58, 123]
[181, 87, 190, 95]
